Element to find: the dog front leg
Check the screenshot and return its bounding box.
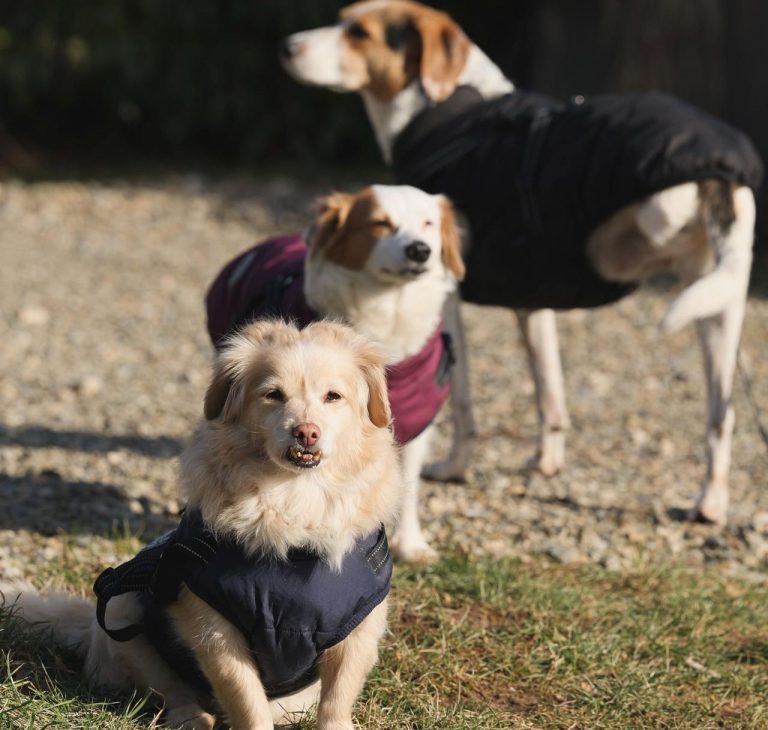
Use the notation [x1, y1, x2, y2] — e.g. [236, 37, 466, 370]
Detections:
[391, 426, 438, 564]
[516, 308, 570, 475]
[422, 290, 476, 482]
[317, 599, 388, 730]
[689, 294, 747, 525]
[170, 588, 273, 730]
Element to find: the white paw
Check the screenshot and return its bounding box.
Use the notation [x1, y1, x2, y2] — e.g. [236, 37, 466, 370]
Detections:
[527, 431, 565, 476]
[688, 483, 729, 526]
[390, 536, 439, 565]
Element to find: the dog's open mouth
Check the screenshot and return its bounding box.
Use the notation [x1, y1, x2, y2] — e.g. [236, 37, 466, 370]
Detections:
[285, 446, 323, 468]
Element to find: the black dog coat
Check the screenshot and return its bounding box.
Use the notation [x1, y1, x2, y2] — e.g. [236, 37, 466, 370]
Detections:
[392, 88, 763, 310]
[93, 509, 392, 699]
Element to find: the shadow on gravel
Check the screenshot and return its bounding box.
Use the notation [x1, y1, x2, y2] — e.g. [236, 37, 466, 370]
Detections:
[0, 472, 176, 536]
[0, 424, 182, 458]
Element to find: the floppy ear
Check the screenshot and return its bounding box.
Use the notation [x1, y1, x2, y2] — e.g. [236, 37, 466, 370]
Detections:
[204, 364, 242, 421]
[356, 343, 392, 429]
[307, 192, 354, 256]
[204, 320, 296, 421]
[414, 10, 470, 102]
[439, 195, 465, 280]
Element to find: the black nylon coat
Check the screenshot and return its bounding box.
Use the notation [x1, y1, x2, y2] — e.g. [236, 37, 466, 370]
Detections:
[392, 88, 763, 310]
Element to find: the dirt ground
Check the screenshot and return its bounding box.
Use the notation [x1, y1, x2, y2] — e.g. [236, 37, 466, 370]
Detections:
[1, 176, 767, 583]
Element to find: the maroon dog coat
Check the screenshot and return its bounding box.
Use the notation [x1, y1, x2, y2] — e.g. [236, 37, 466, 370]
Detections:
[205, 234, 453, 444]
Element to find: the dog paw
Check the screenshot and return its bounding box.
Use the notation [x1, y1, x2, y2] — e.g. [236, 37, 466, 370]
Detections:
[164, 706, 215, 730]
[421, 458, 468, 483]
[527, 431, 565, 477]
[687, 485, 729, 526]
[391, 538, 439, 565]
[526, 451, 562, 477]
[317, 715, 355, 730]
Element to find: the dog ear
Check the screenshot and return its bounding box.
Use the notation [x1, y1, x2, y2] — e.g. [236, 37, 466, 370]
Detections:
[204, 365, 241, 421]
[204, 321, 296, 421]
[439, 195, 465, 280]
[356, 343, 392, 429]
[307, 192, 354, 256]
[414, 10, 470, 102]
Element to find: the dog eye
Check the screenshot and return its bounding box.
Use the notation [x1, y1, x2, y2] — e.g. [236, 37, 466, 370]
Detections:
[264, 388, 285, 402]
[370, 219, 393, 230]
[347, 22, 369, 40]
[324, 391, 343, 402]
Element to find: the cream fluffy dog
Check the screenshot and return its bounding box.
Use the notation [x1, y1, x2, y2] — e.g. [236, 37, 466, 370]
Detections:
[2, 320, 400, 730]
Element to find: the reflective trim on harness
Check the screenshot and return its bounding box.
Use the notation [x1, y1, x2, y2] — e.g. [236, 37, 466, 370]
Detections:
[93, 531, 216, 643]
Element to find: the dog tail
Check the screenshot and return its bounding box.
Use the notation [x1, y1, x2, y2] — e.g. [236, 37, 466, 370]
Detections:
[660, 182, 754, 334]
[1, 581, 94, 656]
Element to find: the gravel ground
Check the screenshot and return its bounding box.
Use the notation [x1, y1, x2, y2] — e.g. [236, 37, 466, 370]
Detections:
[1, 175, 767, 583]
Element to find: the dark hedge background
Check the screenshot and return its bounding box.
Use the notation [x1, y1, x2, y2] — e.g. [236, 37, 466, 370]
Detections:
[0, 0, 766, 202]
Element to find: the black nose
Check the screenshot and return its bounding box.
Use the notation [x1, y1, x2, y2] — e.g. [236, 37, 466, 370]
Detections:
[405, 240, 431, 263]
[280, 37, 303, 60]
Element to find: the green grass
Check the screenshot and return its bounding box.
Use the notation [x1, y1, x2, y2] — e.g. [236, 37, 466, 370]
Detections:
[2, 550, 767, 729]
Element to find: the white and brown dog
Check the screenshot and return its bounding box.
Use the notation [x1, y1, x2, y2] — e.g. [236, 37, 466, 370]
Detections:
[206, 184, 464, 562]
[281, 0, 762, 528]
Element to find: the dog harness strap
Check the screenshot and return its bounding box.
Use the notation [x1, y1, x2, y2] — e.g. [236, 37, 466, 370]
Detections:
[93, 523, 218, 642]
[93, 541, 169, 641]
[364, 525, 390, 575]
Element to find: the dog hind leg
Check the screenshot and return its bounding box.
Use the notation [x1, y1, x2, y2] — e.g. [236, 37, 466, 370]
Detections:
[422, 290, 476, 482]
[687, 187, 755, 525]
[517, 308, 570, 476]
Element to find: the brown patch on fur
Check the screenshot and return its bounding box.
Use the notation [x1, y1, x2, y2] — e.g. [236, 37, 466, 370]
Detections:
[698, 179, 737, 232]
[587, 193, 716, 285]
[309, 187, 393, 271]
[340, 1, 469, 101]
[439, 195, 465, 280]
[356, 340, 392, 428]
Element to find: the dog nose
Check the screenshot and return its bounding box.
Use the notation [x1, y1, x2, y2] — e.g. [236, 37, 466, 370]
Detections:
[292, 422, 321, 447]
[280, 36, 304, 60]
[405, 240, 431, 263]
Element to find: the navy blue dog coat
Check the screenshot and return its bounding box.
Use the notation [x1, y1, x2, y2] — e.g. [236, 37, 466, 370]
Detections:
[392, 88, 763, 310]
[93, 509, 392, 699]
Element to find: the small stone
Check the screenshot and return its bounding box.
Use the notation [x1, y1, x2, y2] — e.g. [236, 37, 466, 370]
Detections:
[703, 535, 726, 550]
[659, 438, 675, 458]
[76, 374, 104, 397]
[18, 305, 50, 326]
[543, 540, 583, 564]
[753, 511, 768, 535]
